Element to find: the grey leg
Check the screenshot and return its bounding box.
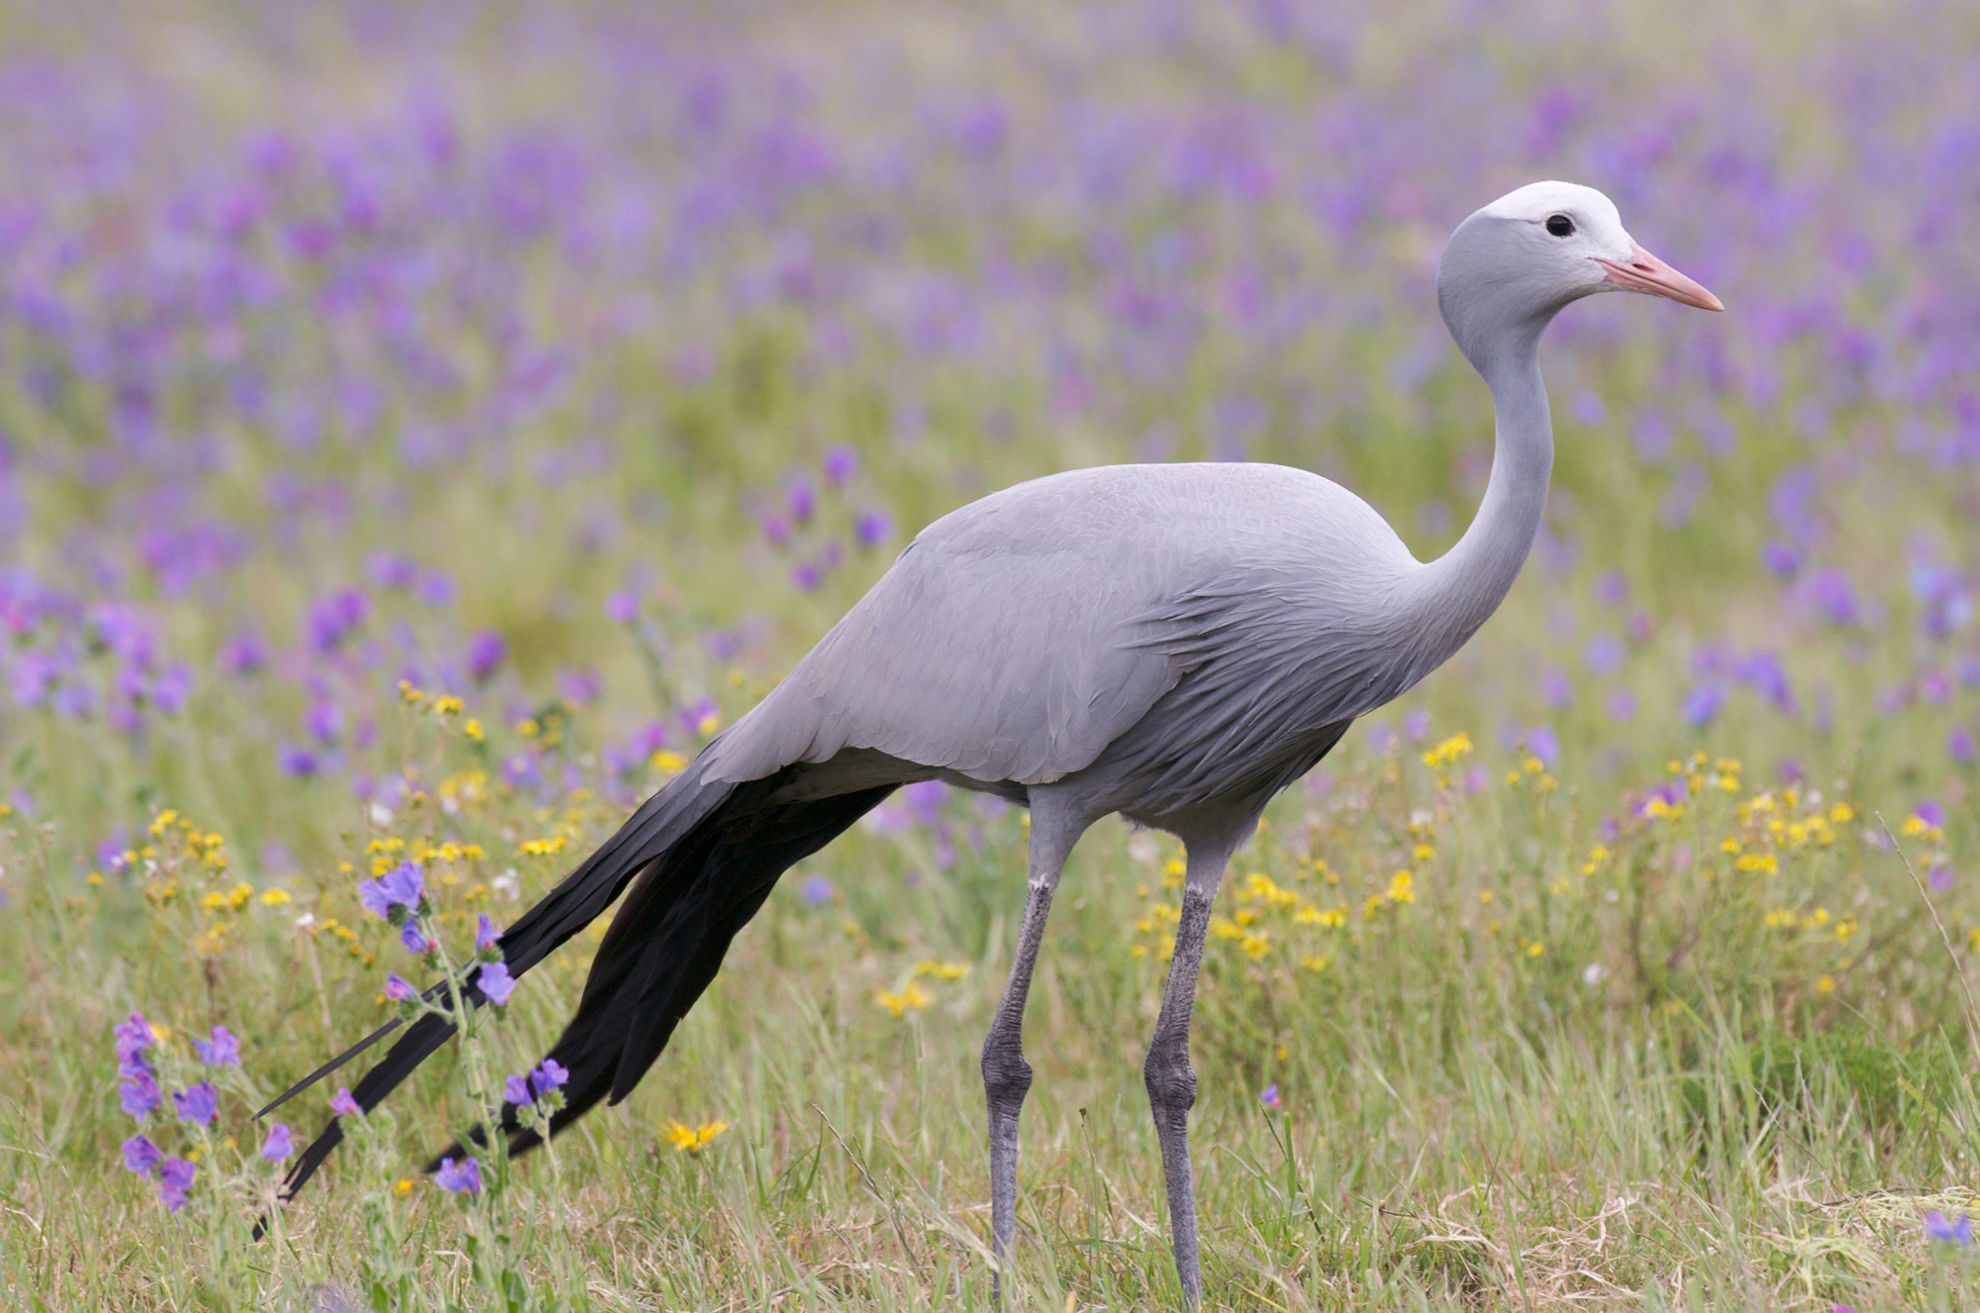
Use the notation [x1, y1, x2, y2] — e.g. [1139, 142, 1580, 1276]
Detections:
[1145, 839, 1234, 1306]
[982, 801, 1085, 1303]
[983, 881, 1051, 1294]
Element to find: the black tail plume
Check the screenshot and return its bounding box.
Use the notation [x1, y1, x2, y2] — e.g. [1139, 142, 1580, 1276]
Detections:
[262, 752, 895, 1219]
[428, 781, 895, 1168]
[264, 753, 743, 1209]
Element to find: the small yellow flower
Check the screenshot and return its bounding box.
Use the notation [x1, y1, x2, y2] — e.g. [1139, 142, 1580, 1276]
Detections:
[912, 960, 970, 981]
[1815, 975, 1836, 995]
[1525, 941, 1545, 958]
[463, 718, 484, 741]
[1420, 732, 1473, 768]
[1385, 869, 1415, 904]
[873, 982, 931, 1017]
[1828, 802, 1855, 824]
[664, 1119, 730, 1153]
[650, 749, 689, 775]
[393, 1177, 416, 1197]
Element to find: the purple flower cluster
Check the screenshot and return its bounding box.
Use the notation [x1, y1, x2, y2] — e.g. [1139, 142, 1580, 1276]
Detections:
[502, 1057, 571, 1107]
[753, 447, 895, 597]
[113, 1015, 245, 1213]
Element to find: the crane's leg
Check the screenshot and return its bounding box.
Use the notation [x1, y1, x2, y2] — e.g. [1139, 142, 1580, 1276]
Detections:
[1144, 832, 1238, 1306]
[982, 799, 1087, 1303]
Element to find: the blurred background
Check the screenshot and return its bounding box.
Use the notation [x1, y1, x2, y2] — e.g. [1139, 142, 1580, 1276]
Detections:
[3, 1, 1976, 811]
[5, 1, 1980, 1307]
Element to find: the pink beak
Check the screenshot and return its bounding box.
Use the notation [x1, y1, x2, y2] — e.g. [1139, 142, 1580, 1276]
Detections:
[1596, 243, 1724, 312]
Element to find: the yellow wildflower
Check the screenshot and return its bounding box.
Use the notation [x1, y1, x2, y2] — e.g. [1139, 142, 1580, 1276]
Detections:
[1420, 732, 1473, 768]
[873, 982, 931, 1017]
[663, 1119, 730, 1154]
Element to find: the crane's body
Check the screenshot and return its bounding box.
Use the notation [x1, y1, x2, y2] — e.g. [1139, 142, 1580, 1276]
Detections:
[262, 181, 1722, 1305]
[715, 461, 1443, 820]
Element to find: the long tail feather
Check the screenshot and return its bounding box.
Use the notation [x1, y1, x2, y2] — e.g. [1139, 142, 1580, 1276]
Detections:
[264, 753, 740, 1208]
[420, 782, 896, 1176]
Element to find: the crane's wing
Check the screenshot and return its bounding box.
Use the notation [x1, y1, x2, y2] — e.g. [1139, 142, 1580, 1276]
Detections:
[701, 463, 1419, 789]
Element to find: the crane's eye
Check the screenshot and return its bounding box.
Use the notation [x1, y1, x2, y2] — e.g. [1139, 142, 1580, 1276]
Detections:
[1545, 214, 1575, 238]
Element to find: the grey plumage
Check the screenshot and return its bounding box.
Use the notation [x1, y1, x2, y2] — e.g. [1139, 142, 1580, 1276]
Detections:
[261, 180, 1721, 1305]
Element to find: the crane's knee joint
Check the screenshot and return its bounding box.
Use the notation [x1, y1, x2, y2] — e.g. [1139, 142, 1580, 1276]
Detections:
[1143, 1037, 1195, 1112]
[981, 1037, 1033, 1107]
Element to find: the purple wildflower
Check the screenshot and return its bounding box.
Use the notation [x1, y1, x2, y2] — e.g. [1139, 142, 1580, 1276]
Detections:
[801, 875, 835, 905]
[218, 634, 268, 675]
[1926, 1211, 1971, 1245]
[330, 1087, 362, 1118]
[379, 861, 425, 909]
[174, 1082, 218, 1127]
[821, 444, 858, 485]
[475, 913, 501, 953]
[276, 743, 320, 778]
[785, 477, 816, 524]
[1584, 633, 1624, 676]
[465, 630, 507, 682]
[434, 1155, 482, 1195]
[192, 1026, 240, 1066]
[1951, 727, 1976, 765]
[303, 702, 342, 745]
[357, 876, 393, 919]
[114, 1012, 155, 1076]
[150, 664, 193, 715]
[384, 973, 416, 1002]
[477, 961, 517, 1006]
[1259, 1083, 1282, 1111]
[605, 591, 638, 624]
[853, 509, 893, 549]
[304, 589, 369, 654]
[399, 919, 434, 957]
[260, 1123, 295, 1162]
[1681, 683, 1726, 729]
[504, 1073, 534, 1105]
[121, 1134, 163, 1176]
[368, 552, 419, 590]
[158, 1157, 196, 1213]
[120, 1071, 162, 1121]
[557, 667, 602, 705]
[416, 572, 456, 608]
[531, 1058, 569, 1096]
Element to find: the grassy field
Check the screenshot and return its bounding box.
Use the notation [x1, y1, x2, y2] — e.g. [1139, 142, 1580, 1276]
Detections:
[3, 1, 1980, 1308]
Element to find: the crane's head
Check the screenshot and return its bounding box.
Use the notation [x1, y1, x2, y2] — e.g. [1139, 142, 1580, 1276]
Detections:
[1437, 180, 1721, 375]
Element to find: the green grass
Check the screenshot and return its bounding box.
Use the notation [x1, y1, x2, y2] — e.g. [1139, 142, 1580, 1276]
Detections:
[6, 696, 1980, 1308]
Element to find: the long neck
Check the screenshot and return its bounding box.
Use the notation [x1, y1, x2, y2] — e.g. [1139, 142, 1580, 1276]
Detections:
[1405, 343, 1554, 673]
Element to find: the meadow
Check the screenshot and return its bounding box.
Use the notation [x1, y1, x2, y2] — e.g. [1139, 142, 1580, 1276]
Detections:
[3, 1, 1980, 1308]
